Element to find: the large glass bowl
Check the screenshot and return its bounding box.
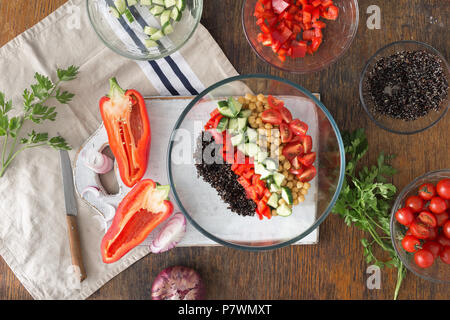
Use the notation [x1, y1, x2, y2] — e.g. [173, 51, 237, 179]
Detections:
[360, 41, 449, 135]
[241, 0, 359, 73]
[86, 0, 203, 60]
[390, 169, 450, 284]
[167, 74, 345, 250]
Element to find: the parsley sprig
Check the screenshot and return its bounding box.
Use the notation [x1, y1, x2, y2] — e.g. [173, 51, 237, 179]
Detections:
[332, 128, 406, 300]
[0, 66, 79, 177]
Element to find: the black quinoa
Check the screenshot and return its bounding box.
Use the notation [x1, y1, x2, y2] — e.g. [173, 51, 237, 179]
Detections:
[365, 50, 448, 121]
[194, 131, 256, 217]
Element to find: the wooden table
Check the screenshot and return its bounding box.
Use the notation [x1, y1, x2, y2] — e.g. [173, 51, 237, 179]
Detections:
[0, 0, 448, 300]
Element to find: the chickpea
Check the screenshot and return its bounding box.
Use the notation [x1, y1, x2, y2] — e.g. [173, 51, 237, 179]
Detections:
[292, 192, 298, 199]
[248, 115, 256, 123]
[256, 118, 263, 125]
[264, 103, 271, 110]
[279, 198, 286, 205]
[256, 104, 264, 113]
[293, 199, 299, 206]
[281, 180, 287, 187]
[238, 96, 246, 104]
[245, 93, 254, 101]
[296, 182, 304, 189]
[303, 182, 311, 190]
[300, 188, 308, 195]
[282, 170, 289, 177]
[257, 93, 265, 102]
[287, 174, 294, 181]
[279, 155, 286, 162]
[283, 161, 291, 170]
[287, 181, 294, 189]
[256, 101, 263, 109]
[265, 123, 273, 129]
[249, 102, 257, 110]
[298, 194, 305, 202]
[292, 186, 299, 193]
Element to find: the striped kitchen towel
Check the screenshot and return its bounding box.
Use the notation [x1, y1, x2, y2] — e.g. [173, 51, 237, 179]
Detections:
[0, 0, 237, 300]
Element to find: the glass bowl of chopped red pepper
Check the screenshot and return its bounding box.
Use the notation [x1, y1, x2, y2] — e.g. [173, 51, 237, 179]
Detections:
[167, 74, 346, 250]
[359, 40, 449, 135]
[242, 0, 359, 73]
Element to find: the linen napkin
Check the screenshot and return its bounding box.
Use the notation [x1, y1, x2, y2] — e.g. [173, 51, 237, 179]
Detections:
[0, 0, 237, 300]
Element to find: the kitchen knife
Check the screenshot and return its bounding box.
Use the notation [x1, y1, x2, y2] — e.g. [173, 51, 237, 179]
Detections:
[60, 149, 87, 282]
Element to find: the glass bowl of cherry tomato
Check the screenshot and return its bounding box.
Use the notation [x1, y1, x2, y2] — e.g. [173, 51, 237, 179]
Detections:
[242, 0, 359, 73]
[390, 169, 450, 283]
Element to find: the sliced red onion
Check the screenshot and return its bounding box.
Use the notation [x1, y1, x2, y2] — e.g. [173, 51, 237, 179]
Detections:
[81, 149, 113, 174]
[81, 186, 101, 198]
[150, 213, 186, 253]
[151, 266, 205, 300]
[81, 186, 116, 223]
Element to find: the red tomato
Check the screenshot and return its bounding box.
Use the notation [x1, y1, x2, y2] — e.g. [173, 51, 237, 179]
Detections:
[282, 142, 304, 160]
[278, 106, 293, 123]
[279, 123, 293, 143]
[297, 165, 316, 182]
[427, 227, 438, 241]
[440, 246, 450, 264]
[418, 183, 436, 201]
[261, 109, 282, 125]
[395, 207, 415, 226]
[289, 167, 304, 176]
[418, 211, 437, 228]
[289, 119, 308, 135]
[405, 195, 424, 213]
[290, 156, 301, 170]
[409, 220, 430, 239]
[401, 235, 420, 253]
[414, 249, 434, 268]
[443, 220, 450, 239]
[298, 152, 316, 167]
[298, 134, 312, 153]
[429, 196, 447, 214]
[436, 210, 449, 227]
[422, 241, 442, 259]
[322, 4, 339, 20]
[436, 178, 450, 200]
[437, 234, 450, 247]
[267, 95, 285, 109]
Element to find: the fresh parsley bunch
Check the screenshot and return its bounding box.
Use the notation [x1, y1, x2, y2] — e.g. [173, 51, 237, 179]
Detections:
[0, 65, 79, 177]
[332, 128, 406, 300]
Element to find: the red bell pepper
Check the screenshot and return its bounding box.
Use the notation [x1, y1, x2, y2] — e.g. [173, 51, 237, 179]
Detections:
[99, 78, 151, 188]
[101, 179, 173, 263]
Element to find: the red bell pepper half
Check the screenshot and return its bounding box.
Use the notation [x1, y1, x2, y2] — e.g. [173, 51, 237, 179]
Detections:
[101, 179, 174, 263]
[99, 78, 151, 187]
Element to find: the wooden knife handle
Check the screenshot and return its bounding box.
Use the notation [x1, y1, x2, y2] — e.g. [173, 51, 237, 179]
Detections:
[66, 215, 87, 282]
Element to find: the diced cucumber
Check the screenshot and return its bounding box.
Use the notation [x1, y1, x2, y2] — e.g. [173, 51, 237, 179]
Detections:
[170, 6, 182, 21]
[162, 22, 174, 35]
[140, 0, 152, 5]
[150, 5, 165, 16]
[144, 39, 158, 48]
[267, 193, 279, 209]
[160, 9, 172, 26]
[255, 163, 272, 180]
[164, 0, 176, 8]
[156, 185, 170, 200]
[216, 117, 229, 133]
[265, 175, 274, 185]
[144, 26, 159, 35]
[227, 97, 242, 116]
[276, 203, 292, 217]
[127, 0, 138, 5]
[245, 143, 260, 157]
[150, 29, 165, 41]
[263, 158, 278, 171]
[114, 0, 127, 14]
[256, 150, 268, 163]
[246, 128, 258, 143]
[231, 133, 244, 146]
[153, 0, 165, 5]
[273, 172, 285, 187]
[176, 0, 186, 11]
[237, 144, 246, 155]
[281, 187, 293, 205]
[237, 117, 247, 131]
[217, 101, 236, 118]
[238, 109, 252, 118]
[123, 8, 134, 22]
[270, 183, 281, 193]
[228, 118, 239, 133]
[109, 6, 120, 18]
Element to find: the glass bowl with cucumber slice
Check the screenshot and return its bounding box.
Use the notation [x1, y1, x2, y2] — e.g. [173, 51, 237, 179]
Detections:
[87, 0, 203, 60]
[167, 74, 346, 250]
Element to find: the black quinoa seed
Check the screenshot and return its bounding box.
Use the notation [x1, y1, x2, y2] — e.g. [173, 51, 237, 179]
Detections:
[194, 131, 256, 217]
[365, 50, 448, 121]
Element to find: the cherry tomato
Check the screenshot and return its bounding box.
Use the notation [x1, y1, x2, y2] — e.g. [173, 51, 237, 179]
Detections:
[289, 119, 308, 136]
[440, 246, 450, 264]
[278, 106, 293, 123]
[298, 152, 316, 167]
[429, 196, 447, 214]
[297, 165, 316, 182]
[443, 220, 450, 239]
[436, 210, 449, 227]
[261, 108, 283, 125]
[401, 235, 420, 253]
[437, 234, 450, 247]
[405, 195, 424, 213]
[418, 183, 436, 201]
[395, 207, 415, 226]
[267, 95, 285, 109]
[279, 123, 292, 143]
[409, 220, 430, 239]
[298, 134, 312, 153]
[427, 227, 438, 240]
[436, 178, 450, 200]
[422, 241, 442, 259]
[418, 211, 437, 228]
[414, 249, 434, 268]
[290, 156, 301, 170]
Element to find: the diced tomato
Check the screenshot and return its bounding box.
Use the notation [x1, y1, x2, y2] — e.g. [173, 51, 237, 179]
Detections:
[257, 200, 268, 215]
[272, 0, 291, 14]
[246, 186, 260, 202]
[280, 123, 293, 143]
[261, 206, 272, 219]
[242, 169, 255, 180]
[238, 176, 251, 189]
[298, 134, 313, 153]
[282, 142, 304, 160]
[271, 28, 293, 45]
[310, 37, 322, 52]
[297, 165, 317, 182]
[261, 108, 283, 125]
[252, 174, 262, 185]
[291, 42, 307, 58]
[264, 189, 272, 199]
[298, 152, 316, 166]
[289, 119, 308, 135]
[278, 106, 293, 123]
[303, 11, 312, 24]
[322, 4, 339, 20]
[268, 95, 285, 108]
[302, 30, 315, 40]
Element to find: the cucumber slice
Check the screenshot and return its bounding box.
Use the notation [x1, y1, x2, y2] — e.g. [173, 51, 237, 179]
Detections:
[256, 150, 268, 163]
[109, 6, 120, 18]
[216, 117, 229, 133]
[273, 172, 285, 187]
[140, 0, 152, 5]
[176, 0, 186, 11]
[237, 117, 247, 131]
[153, 0, 165, 5]
[277, 203, 292, 217]
[255, 163, 272, 180]
[162, 21, 174, 35]
[160, 9, 172, 26]
[228, 118, 239, 133]
[217, 101, 236, 118]
[281, 187, 293, 205]
[123, 8, 134, 22]
[127, 0, 138, 5]
[238, 109, 252, 118]
[114, 0, 127, 14]
[267, 193, 279, 209]
[144, 26, 159, 35]
[144, 39, 158, 48]
[164, 0, 176, 8]
[231, 133, 244, 146]
[270, 183, 281, 193]
[245, 143, 260, 157]
[150, 5, 165, 16]
[263, 158, 278, 171]
[170, 6, 182, 21]
[227, 97, 242, 116]
[150, 29, 165, 41]
[237, 143, 246, 155]
[246, 128, 258, 143]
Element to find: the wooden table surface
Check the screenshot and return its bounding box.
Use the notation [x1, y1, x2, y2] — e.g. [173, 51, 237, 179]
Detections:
[0, 0, 449, 300]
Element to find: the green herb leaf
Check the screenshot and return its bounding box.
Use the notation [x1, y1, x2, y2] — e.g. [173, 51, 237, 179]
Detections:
[48, 136, 71, 150]
[57, 65, 79, 81]
[34, 72, 54, 91]
[55, 88, 75, 104]
[8, 116, 23, 138]
[0, 114, 8, 136]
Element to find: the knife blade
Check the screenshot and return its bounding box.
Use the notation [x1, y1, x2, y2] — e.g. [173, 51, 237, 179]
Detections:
[59, 149, 87, 281]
